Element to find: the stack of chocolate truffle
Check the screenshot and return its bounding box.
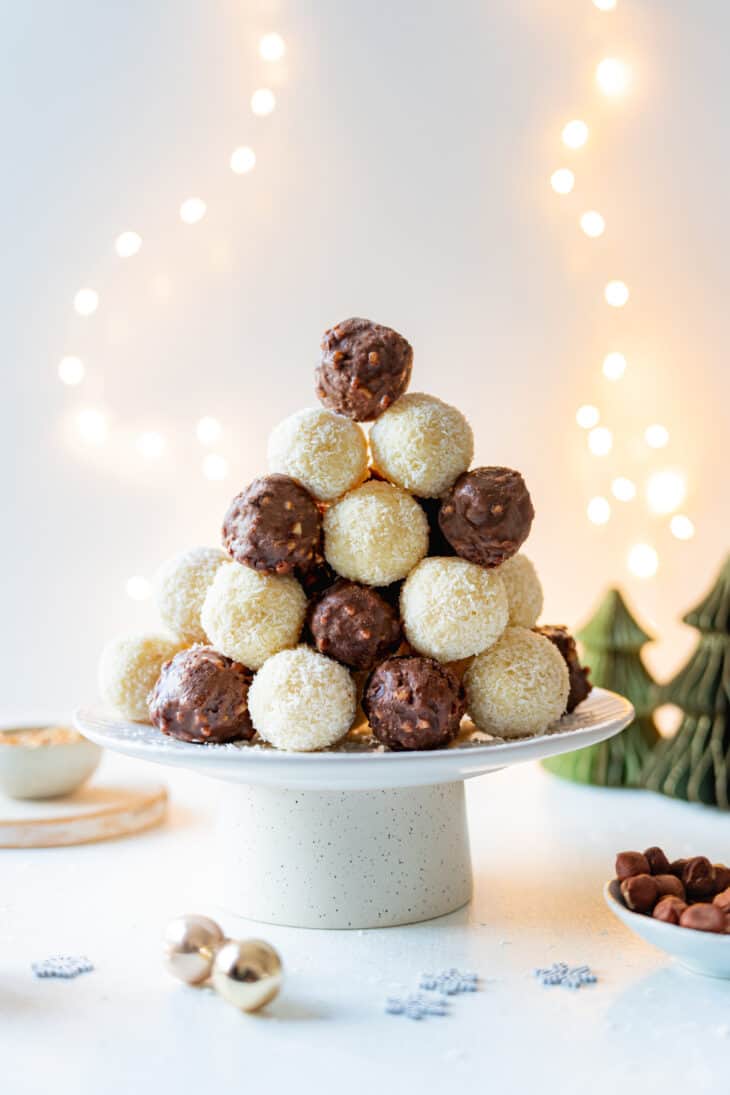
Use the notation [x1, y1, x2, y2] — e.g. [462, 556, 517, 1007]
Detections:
[616, 848, 730, 933]
[98, 317, 591, 752]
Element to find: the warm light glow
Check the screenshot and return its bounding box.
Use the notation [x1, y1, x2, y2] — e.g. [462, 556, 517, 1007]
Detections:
[126, 576, 152, 601]
[251, 88, 276, 116]
[576, 404, 600, 429]
[602, 351, 627, 380]
[74, 288, 99, 316]
[196, 416, 222, 445]
[587, 496, 611, 525]
[76, 408, 108, 445]
[203, 453, 229, 481]
[561, 120, 589, 149]
[645, 423, 669, 448]
[593, 0, 617, 9]
[115, 231, 142, 258]
[230, 146, 257, 175]
[259, 33, 286, 62]
[628, 543, 658, 579]
[611, 477, 636, 502]
[580, 211, 605, 238]
[604, 280, 629, 307]
[646, 469, 686, 515]
[136, 431, 165, 460]
[596, 58, 631, 97]
[180, 198, 207, 225]
[671, 514, 695, 541]
[58, 356, 85, 385]
[550, 168, 574, 195]
[588, 426, 613, 456]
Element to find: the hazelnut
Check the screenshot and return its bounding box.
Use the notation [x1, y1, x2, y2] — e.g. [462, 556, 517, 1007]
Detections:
[713, 864, 730, 893]
[653, 896, 688, 925]
[669, 858, 688, 879]
[679, 903, 727, 934]
[620, 874, 659, 914]
[615, 851, 650, 882]
[712, 887, 730, 919]
[643, 846, 670, 875]
[655, 874, 685, 900]
[682, 856, 716, 900]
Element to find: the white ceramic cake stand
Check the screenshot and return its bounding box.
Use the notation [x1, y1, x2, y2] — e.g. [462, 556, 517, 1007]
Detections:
[75, 688, 632, 930]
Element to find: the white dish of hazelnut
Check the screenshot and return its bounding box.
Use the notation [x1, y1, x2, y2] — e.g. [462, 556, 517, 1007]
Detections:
[0, 723, 101, 800]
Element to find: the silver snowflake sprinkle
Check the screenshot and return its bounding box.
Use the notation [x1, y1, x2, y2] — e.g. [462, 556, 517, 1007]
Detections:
[419, 968, 479, 995]
[534, 962, 597, 989]
[385, 992, 450, 1020]
[32, 955, 94, 980]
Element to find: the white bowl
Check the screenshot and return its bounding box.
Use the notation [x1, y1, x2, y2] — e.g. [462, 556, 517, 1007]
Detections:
[604, 879, 730, 979]
[0, 723, 101, 800]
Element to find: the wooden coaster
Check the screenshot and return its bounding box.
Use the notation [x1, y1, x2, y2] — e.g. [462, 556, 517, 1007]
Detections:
[0, 781, 167, 848]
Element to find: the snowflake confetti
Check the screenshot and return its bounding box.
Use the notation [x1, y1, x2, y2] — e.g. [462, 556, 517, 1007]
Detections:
[32, 955, 94, 980]
[385, 992, 450, 1020]
[533, 962, 597, 989]
[419, 968, 479, 994]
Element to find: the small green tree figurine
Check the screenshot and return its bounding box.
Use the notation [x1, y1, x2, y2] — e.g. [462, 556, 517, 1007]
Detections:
[543, 588, 659, 786]
[642, 555, 730, 808]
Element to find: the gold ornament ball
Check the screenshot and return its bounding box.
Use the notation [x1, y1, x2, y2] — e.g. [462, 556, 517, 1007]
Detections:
[211, 939, 283, 1012]
[163, 914, 225, 985]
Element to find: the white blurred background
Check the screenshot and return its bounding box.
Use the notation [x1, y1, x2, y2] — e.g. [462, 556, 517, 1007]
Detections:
[2, 0, 727, 716]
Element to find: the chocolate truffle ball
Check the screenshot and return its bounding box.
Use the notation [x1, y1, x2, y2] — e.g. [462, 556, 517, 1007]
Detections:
[222, 474, 321, 577]
[464, 627, 569, 738]
[248, 646, 356, 752]
[154, 546, 228, 644]
[370, 393, 474, 498]
[98, 633, 184, 721]
[323, 481, 428, 587]
[363, 656, 465, 751]
[534, 624, 592, 713]
[295, 548, 337, 600]
[400, 557, 508, 663]
[439, 466, 534, 568]
[148, 647, 254, 744]
[316, 317, 413, 421]
[201, 563, 306, 670]
[309, 580, 402, 671]
[267, 407, 368, 502]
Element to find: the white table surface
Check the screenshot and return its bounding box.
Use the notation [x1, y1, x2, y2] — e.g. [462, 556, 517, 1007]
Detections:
[3, 751, 730, 1095]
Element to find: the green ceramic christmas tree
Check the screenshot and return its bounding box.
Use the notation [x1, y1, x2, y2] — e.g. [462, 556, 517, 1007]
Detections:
[543, 588, 659, 786]
[642, 555, 730, 808]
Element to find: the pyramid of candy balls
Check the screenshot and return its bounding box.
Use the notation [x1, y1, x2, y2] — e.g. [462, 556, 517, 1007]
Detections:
[98, 317, 592, 752]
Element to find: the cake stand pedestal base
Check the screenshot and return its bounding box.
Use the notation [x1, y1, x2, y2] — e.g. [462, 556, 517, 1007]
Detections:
[216, 780, 472, 929]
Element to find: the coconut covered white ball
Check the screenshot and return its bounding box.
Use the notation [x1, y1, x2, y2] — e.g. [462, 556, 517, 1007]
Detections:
[323, 480, 428, 586]
[369, 393, 474, 497]
[201, 563, 306, 670]
[464, 626, 569, 738]
[248, 646, 357, 751]
[400, 557, 508, 662]
[497, 553, 544, 627]
[154, 546, 228, 643]
[98, 633, 184, 721]
[267, 407, 368, 502]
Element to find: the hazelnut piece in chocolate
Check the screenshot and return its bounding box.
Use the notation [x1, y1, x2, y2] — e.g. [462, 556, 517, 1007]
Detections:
[620, 874, 659, 914]
[533, 625, 591, 713]
[643, 846, 671, 875]
[652, 896, 688, 925]
[682, 856, 716, 900]
[615, 851, 651, 882]
[148, 647, 255, 744]
[363, 655, 465, 752]
[316, 317, 413, 421]
[655, 874, 685, 900]
[679, 903, 727, 934]
[309, 579, 402, 671]
[222, 474, 321, 577]
[439, 467, 535, 569]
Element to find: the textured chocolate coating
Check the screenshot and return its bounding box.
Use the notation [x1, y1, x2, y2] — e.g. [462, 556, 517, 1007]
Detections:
[148, 647, 254, 744]
[439, 466, 535, 568]
[222, 474, 321, 576]
[679, 903, 727, 933]
[534, 625, 592, 713]
[316, 317, 413, 421]
[363, 655, 465, 751]
[309, 580, 402, 671]
[295, 546, 337, 600]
